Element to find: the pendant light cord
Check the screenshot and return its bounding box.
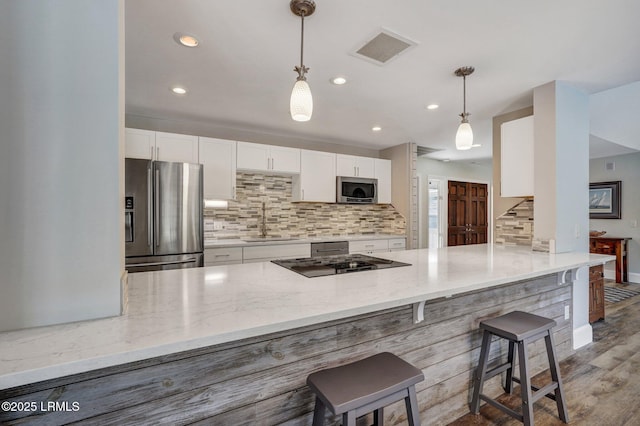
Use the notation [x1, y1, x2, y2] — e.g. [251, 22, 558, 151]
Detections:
[300, 12, 305, 71]
[462, 74, 468, 120]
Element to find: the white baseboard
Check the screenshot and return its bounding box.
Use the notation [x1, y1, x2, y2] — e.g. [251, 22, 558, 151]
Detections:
[573, 324, 593, 350]
[603, 270, 640, 284]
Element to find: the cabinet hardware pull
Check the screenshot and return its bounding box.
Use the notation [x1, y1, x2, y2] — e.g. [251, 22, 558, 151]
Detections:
[147, 167, 153, 247]
[155, 168, 160, 247]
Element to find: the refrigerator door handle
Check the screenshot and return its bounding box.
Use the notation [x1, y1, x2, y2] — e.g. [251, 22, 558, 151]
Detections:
[126, 257, 198, 268]
[147, 166, 153, 247]
[155, 168, 160, 247]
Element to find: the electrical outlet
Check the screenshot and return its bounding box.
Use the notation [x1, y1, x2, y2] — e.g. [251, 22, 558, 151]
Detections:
[213, 221, 224, 230]
[564, 305, 570, 320]
[631, 220, 638, 228]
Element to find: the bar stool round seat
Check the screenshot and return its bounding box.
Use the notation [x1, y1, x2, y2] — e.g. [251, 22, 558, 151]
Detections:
[307, 352, 424, 426]
[470, 311, 569, 426]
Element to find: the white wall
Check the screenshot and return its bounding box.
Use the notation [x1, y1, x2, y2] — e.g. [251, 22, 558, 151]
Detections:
[590, 152, 640, 282]
[416, 157, 492, 183]
[533, 81, 591, 349]
[0, 1, 123, 331]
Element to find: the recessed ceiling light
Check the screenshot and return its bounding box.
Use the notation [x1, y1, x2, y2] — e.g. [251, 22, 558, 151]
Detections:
[426, 104, 439, 110]
[171, 86, 187, 95]
[173, 32, 199, 47]
[372, 126, 382, 132]
[442, 159, 450, 162]
[331, 76, 347, 85]
[471, 144, 481, 147]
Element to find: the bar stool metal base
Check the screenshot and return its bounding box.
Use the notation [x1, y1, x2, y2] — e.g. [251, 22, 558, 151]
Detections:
[470, 311, 569, 426]
[307, 352, 424, 426]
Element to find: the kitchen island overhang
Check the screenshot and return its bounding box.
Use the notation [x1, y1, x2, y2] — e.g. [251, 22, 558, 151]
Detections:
[0, 244, 613, 391]
[0, 244, 614, 424]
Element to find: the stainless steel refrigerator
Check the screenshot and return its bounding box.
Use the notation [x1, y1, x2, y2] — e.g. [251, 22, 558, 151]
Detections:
[125, 158, 204, 272]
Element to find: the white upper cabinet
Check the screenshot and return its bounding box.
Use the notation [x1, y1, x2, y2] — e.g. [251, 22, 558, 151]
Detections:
[374, 159, 392, 204]
[125, 129, 198, 163]
[154, 131, 199, 163]
[501, 115, 534, 197]
[336, 154, 375, 178]
[293, 150, 337, 202]
[125, 128, 155, 160]
[199, 137, 236, 200]
[237, 142, 300, 174]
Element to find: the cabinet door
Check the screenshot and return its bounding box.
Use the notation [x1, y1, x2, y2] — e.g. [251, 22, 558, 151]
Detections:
[388, 238, 406, 251]
[155, 131, 199, 163]
[204, 247, 242, 266]
[294, 150, 336, 202]
[237, 141, 270, 171]
[199, 137, 236, 200]
[349, 239, 389, 254]
[125, 128, 155, 160]
[374, 159, 392, 203]
[501, 115, 534, 197]
[270, 145, 300, 174]
[336, 154, 358, 177]
[355, 157, 375, 178]
[242, 244, 310, 262]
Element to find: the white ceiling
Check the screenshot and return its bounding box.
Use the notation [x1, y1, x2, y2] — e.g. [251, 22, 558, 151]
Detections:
[125, 0, 640, 161]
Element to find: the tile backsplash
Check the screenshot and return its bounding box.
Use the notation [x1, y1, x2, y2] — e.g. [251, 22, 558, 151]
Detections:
[204, 173, 406, 240]
[494, 199, 534, 246]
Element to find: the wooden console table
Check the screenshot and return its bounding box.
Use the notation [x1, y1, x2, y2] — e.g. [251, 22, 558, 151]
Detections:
[589, 237, 631, 283]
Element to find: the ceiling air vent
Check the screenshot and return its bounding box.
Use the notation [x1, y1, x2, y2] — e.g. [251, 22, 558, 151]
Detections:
[417, 145, 441, 157]
[351, 29, 417, 66]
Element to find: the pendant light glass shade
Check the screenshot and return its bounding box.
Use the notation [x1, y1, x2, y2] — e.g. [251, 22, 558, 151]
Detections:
[289, 0, 315, 122]
[455, 121, 473, 150]
[454, 66, 475, 150]
[290, 79, 313, 122]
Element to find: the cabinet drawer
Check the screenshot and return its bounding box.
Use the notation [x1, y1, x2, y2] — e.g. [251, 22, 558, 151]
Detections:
[243, 243, 310, 262]
[593, 241, 615, 254]
[388, 238, 406, 251]
[349, 239, 388, 253]
[204, 247, 243, 265]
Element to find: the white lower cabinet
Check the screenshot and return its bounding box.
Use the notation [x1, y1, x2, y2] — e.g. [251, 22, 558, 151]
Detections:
[204, 247, 243, 266]
[388, 238, 406, 251]
[349, 239, 389, 254]
[242, 243, 310, 263]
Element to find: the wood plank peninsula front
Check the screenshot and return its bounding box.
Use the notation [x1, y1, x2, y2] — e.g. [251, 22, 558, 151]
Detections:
[0, 245, 612, 425]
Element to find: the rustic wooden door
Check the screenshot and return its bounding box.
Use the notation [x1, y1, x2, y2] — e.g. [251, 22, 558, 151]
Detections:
[447, 181, 488, 246]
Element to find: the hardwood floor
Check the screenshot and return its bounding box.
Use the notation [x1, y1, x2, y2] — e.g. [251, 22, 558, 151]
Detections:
[448, 283, 640, 426]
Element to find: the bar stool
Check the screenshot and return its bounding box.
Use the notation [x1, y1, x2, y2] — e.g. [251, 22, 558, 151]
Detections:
[470, 311, 569, 426]
[306, 352, 424, 426]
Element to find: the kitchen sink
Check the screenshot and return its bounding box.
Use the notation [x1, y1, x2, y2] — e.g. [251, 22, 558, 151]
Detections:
[243, 237, 300, 242]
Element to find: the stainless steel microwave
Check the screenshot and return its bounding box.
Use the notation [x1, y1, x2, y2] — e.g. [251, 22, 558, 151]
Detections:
[336, 176, 378, 204]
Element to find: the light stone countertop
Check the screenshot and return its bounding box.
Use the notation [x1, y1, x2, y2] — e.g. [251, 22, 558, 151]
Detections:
[204, 233, 406, 248]
[0, 244, 613, 390]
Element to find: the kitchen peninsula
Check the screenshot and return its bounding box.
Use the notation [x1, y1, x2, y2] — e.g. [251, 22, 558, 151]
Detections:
[0, 245, 612, 425]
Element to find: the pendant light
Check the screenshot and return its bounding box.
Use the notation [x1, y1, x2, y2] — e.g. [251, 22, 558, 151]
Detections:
[454, 66, 475, 150]
[289, 0, 315, 122]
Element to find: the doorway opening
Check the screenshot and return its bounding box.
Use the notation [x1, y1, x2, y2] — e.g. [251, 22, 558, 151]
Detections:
[428, 178, 444, 249]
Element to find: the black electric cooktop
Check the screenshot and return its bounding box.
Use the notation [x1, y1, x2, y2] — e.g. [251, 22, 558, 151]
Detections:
[272, 254, 411, 278]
